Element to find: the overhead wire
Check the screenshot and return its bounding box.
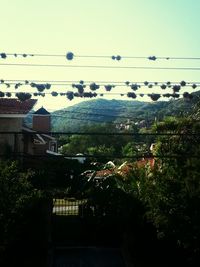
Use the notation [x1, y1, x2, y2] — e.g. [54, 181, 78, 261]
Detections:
[1, 79, 200, 85]
[51, 115, 105, 123]
[1, 131, 200, 136]
[2, 153, 200, 159]
[0, 55, 198, 102]
[52, 112, 138, 120]
[1, 62, 200, 71]
[0, 91, 192, 96]
[2, 52, 200, 61]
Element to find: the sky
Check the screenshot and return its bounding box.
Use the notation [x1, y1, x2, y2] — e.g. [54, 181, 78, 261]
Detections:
[1, 0, 200, 110]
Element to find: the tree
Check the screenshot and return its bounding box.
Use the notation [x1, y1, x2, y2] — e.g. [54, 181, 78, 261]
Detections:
[88, 145, 115, 162]
[122, 142, 137, 159]
[138, 118, 200, 259]
[60, 124, 134, 159]
[0, 160, 42, 244]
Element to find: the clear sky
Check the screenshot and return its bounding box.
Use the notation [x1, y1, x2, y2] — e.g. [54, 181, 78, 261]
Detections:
[1, 0, 200, 110]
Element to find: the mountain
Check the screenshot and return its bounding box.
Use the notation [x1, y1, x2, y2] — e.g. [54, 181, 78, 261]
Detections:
[51, 93, 199, 132]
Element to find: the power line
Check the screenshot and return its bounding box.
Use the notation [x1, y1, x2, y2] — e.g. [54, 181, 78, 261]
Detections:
[1, 79, 200, 87]
[49, 114, 200, 123]
[52, 110, 165, 121]
[58, 117, 104, 123]
[51, 115, 110, 123]
[0, 82, 178, 87]
[0, 91, 192, 97]
[2, 153, 200, 159]
[52, 112, 134, 120]
[0, 92, 179, 95]
[1, 131, 200, 136]
[1, 63, 200, 71]
[0, 80, 199, 99]
[29, 107, 199, 122]
[2, 79, 200, 84]
[2, 52, 200, 61]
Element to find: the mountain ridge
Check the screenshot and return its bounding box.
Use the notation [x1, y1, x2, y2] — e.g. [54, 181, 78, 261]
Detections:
[51, 94, 199, 131]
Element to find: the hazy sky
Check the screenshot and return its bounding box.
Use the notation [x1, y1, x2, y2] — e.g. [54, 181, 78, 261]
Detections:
[1, 0, 200, 110]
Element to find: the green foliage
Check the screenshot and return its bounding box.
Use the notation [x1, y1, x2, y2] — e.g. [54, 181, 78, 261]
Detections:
[137, 118, 200, 254]
[51, 99, 174, 132]
[60, 124, 134, 160]
[0, 143, 12, 159]
[0, 160, 42, 243]
[82, 171, 142, 219]
[61, 135, 89, 154]
[58, 135, 70, 147]
[122, 142, 137, 158]
[26, 157, 87, 190]
[88, 145, 115, 162]
[139, 127, 156, 146]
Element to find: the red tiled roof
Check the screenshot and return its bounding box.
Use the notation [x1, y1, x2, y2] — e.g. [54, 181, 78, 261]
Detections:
[136, 158, 155, 168]
[117, 164, 133, 176]
[0, 98, 37, 114]
[95, 169, 114, 177]
[95, 164, 134, 178]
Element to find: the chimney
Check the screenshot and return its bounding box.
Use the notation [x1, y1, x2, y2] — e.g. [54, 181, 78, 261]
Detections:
[32, 107, 51, 133]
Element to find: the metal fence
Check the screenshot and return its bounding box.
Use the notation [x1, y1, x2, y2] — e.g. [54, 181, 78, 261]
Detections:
[53, 198, 89, 217]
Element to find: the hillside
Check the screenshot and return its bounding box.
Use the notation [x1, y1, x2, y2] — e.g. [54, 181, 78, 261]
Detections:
[51, 93, 199, 132]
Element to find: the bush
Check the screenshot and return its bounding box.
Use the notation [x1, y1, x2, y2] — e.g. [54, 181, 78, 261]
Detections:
[0, 160, 42, 244]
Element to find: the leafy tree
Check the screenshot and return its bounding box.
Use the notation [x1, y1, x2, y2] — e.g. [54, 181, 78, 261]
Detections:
[0, 160, 42, 244]
[139, 127, 156, 147]
[61, 135, 89, 154]
[138, 118, 200, 258]
[122, 142, 137, 158]
[60, 124, 133, 159]
[88, 145, 115, 162]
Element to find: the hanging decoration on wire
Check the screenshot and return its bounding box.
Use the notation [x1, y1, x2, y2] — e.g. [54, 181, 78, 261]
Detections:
[89, 83, 100, 91]
[0, 90, 193, 102]
[15, 92, 32, 101]
[1, 51, 200, 62]
[0, 52, 34, 59]
[104, 84, 115, 91]
[0, 78, 197, 102]
[30, 82, 51, 91]
[111, 55, 122, 61]
[66, 52, 74, 60]
[0, 79, 199, 92]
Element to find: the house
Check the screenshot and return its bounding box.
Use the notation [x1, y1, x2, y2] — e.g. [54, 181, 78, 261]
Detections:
[23, 107, 58, 155]
[115, 119, 132, 131]
[82, 161, 134, 183]
[0, 99, 57, 157]
[0, 98, 37, 155]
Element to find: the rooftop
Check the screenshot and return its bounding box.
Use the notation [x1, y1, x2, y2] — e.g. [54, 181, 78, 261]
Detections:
[0, 98, 37, 114]
[34, 107, 50, 115]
